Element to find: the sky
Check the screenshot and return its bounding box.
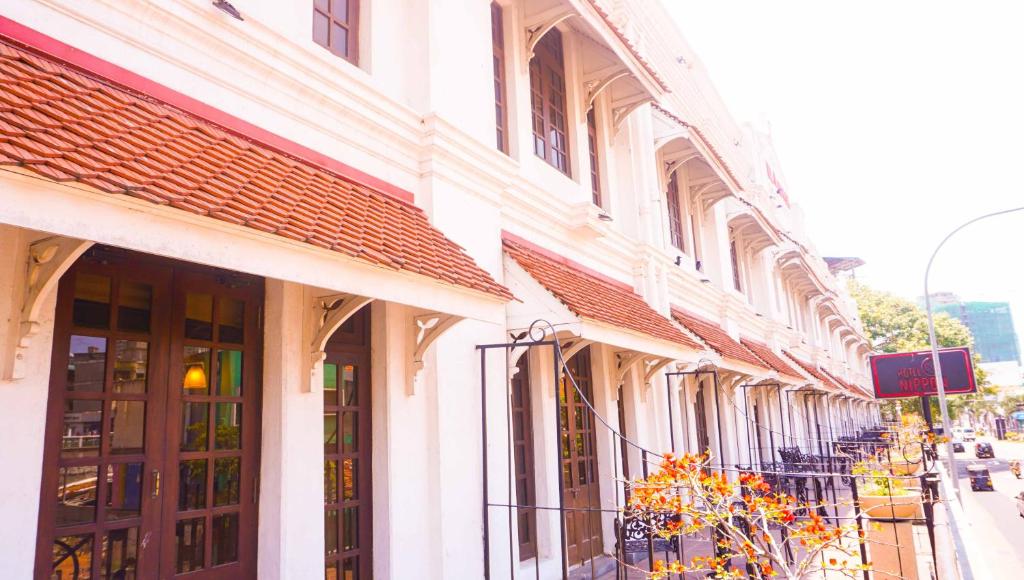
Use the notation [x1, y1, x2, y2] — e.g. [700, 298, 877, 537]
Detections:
[665, 0, 1024, 349]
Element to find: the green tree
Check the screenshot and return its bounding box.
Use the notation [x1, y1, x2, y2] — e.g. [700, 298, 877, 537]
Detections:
[849, 281, 988, 419]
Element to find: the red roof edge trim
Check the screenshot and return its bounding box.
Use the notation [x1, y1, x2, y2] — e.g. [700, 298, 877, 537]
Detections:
[500, 231, 632, 292]
[0, 15, 415, 205]
[584, 0, 671, 93]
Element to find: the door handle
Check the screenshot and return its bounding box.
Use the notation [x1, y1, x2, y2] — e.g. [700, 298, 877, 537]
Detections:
[151, 469, 161, 498]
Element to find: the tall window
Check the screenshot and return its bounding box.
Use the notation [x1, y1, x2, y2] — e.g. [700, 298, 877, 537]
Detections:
[587, 108, 601, 206]
[730, 239, 742, 292]
[491, 3, 509, 154]
[511, 356, 537, 560]
[529, 29, 570, 175]
[666, 171, 685, 251]
[313, 0, 359, 62]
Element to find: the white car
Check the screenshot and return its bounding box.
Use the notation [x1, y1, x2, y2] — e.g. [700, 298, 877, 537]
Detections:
[1017, 492, 1024, 518]
[960, 428, 976, 442]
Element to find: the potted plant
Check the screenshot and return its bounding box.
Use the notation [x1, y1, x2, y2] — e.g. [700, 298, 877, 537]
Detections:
[853, 462, 921, 519]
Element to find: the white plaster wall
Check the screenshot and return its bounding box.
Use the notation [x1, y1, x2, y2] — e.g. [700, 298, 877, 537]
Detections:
[257, 280, 325, 579]
[0, 226, 56, 579]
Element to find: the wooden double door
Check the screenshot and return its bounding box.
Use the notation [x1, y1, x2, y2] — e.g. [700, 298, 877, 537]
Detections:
[321, 307, 373, 579]
[36, 248, 263, 579]
[559, 347, 602, 566]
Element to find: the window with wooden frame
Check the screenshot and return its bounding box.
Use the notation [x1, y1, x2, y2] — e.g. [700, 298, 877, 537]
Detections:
[529, 29, 571, 175]
[511, 356, 537, 560]
[666, 170, 685, 251]
[586, 108, 602, 206]
[313, 0, 359, 63]
[491, 3, 509, 154]
[730, 238, 743, 292]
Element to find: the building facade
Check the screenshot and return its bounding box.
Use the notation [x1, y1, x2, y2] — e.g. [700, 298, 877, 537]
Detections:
[0, 1, 880, 578]
[931, 294, 1021, 365]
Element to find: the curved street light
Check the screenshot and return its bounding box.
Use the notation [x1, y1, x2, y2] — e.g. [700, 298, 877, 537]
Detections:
[924, 205, 1024, 500]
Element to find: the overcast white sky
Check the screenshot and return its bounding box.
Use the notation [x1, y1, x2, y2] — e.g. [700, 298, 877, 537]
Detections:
[665, 0, 1024, 342]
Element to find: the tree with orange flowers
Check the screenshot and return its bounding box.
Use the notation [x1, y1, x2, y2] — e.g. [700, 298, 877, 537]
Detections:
[627, 452, 870, 579]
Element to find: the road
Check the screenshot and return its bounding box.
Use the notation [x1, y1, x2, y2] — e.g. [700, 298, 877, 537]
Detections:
[947, 436, 1024, 577]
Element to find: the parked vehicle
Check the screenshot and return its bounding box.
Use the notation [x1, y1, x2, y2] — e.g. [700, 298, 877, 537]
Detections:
[952, 439, 965, 453]
[967, 464, 994, 491]
[975, 442, 994, 458]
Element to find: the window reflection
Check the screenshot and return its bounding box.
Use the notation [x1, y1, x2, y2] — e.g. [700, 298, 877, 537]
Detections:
[102, 527, 138, 578]
[73, 272, 111, 329]
[62, 399, 103, 459]
[56, 465, 98, 526]
[53, 534, 93, 579]
[113, 340, 148, 394]
[184, 293, 213, 340]
[106, 463, 143, 520]
[175, 517, 205, 573]
[67, 336, 107, 393]
[117, 281, 152, 332]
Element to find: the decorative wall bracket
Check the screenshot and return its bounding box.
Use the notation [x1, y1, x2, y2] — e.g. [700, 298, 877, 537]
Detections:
[409, 313, 463, 396]
[7, 236, 92, 380]
[615, 350, 645, 384]
[640, 356, 673, 402]
[612, 97, 654, 131]
[308, 294, 373, 391]
[583, 68, 630, 111]
[525, 11, 574, 60]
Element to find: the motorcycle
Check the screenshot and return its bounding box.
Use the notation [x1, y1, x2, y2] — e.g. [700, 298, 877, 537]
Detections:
[1011, 460, 1021, 479]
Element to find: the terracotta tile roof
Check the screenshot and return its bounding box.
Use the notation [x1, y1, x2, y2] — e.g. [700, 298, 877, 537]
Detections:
[670, 308, 766, 370]
[585, 0, 671, 93]
[503, 237, 702, 350]
[820, 368, 871, 398]
[739, 339, 803, 380]
[783, 352, 842, 391]
[0, 40, 511, 300]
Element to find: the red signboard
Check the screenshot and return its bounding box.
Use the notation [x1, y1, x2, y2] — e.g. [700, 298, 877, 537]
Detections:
[869, 347, 976, 399]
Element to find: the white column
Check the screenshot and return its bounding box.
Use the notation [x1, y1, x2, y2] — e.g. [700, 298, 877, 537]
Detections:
[257, 280, 325, 579]
[0, 226, 54, 578]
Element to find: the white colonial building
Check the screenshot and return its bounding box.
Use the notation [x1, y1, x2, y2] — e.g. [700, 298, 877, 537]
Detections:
[0, 1, 879, 578]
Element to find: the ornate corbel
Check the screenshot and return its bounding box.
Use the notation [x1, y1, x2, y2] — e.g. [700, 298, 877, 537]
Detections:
[409, 313, 463, 396]
[8, 236, 92, 380]
[663, 153, 700, 181]
[559, 337, 592, 363]
[640, 356, 673, 402]
[308, 294, 373, 391]
[612, 97, 654, 131]
[525, 11, 574, 60]
[583, 68, 630, 112]
[615, 350, 645, 384]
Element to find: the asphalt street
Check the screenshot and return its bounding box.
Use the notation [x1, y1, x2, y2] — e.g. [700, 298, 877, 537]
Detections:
[947, 436, 1024, 578]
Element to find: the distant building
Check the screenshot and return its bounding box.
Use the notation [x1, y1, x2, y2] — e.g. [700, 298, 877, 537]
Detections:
[930, 294, 1021, 364]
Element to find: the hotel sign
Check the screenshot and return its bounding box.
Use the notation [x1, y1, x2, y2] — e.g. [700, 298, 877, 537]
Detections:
[869, 347, 976, 399]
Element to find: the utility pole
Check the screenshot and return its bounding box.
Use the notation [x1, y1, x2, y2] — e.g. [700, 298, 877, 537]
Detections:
[924, 206, 1024, 500]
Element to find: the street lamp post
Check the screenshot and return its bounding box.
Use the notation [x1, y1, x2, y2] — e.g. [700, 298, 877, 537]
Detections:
[923, 206, 1024, 500]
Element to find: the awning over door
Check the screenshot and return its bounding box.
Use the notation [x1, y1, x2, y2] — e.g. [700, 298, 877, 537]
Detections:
[820, 368, 872, 399]
[670, 308, 769, 373]
[740, 339, 803, 383]
[0, 39, 510, 305]
[783, 352, 843, 393]
[503, 235, 703, 359]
